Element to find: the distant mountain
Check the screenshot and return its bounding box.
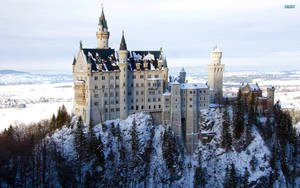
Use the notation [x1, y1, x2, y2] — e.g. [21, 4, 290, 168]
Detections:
[0, 70, 73, 85]
[0, 69, 29, 75]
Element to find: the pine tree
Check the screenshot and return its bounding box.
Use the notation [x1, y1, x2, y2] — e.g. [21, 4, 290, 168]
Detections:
[243, 167, 250, 188]
[49, 114, 56, 132]
[233, 89, 244, 139]
[193, 153, 206, 188]
[221, 106, 232, 151]
[95, 134, 105, 168]
[131, 118, 138, 157]
[74, 116, 86, 161]
[87, 122, 98, 159]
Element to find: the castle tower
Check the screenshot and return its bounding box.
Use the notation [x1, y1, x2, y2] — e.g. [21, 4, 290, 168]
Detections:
[207, 46, 225, 104]
[267, 86, 275, 111]
[96, 7, 110, 49]
[163, 57, 168, 90]
[118, 31, 129, 119]
[179, 67, 186, 84]
[170, 82, 182, 141]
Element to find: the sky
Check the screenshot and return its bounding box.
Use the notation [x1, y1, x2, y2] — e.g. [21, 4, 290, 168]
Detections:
[0, 0, 299, 74]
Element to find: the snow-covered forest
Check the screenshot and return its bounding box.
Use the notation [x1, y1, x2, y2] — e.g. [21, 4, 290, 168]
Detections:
[0, 98, 299, 187]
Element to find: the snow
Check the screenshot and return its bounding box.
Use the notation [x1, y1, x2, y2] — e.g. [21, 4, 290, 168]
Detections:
[143, 53, 155, 61]
[0, 82, 73, 130]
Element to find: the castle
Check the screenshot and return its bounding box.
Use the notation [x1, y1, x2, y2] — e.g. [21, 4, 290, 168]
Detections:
[72, 8, 224, 154]
[239, 83, 275, 115]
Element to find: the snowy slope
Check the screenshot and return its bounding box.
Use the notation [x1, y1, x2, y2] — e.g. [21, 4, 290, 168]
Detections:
[45, 110, 289, 187]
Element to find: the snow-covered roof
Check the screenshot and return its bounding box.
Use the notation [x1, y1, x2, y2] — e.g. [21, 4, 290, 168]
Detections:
[163, 90, 171, 96]
[248, 83, 260, 91]
[171, 81, 180, 85]
[257, 97, 267, 100]
[180, 83, 208, 90]
[147, 78, 162, 81]
[143, 53, 155, 61]
[241, 83, 261, 92]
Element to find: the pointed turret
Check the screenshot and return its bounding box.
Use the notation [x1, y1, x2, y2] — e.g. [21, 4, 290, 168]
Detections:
[96, 6, 110, 49]
[163, 57, 168, 68]
[98, 7, 108, 30]
[72, 56, 76, 65]
[119, 31, 127, 50]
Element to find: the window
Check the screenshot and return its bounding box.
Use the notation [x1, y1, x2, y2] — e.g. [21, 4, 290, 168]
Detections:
[204, 90, 206, 93]
[102, 76, 105, 80]
[104, 101, 107, 105]
[134, 75, 136, 79]
[141, 91, 144, 95]
[131, 84, 133, 87]
[140, 75, 144, 79]
[155, 75, 159, 78]
[190, 105, 192, 108]
[116, 92, 119, 97]
[136, 106, 139, 110]
[94, 76, 98, 80]
[94, 102, 99, 106]
[158, 98, 160, 102]
[136, 91, 139, 95]
[148, 98, 150, 102]
[116, 100, 119, 104]
[131, 106, 134, 110]
[165, 98, 169, 102]
[111, 108, 114, 112]
[116, 108, 120, 112]
[116, 76, 119, 80]
[190, 91, 192, 94]
[95, 85, 98, 89]
[95, 94, 99, 98]
[105, 108, 108, 112]
[116, 84, 119, 88]
[136, 98, 138, 102]
[136, 83, 139, 87]
[148, 75, 151, 78]
[189, 98, 192, 101]
[141, 83, 144, 87]
[153, 98, 156, 102]
[102, 85, 105, 89]
[159, 105, 161, 109]
[154, 105, 156, 109]
[148, 83, 151, 87]
[141, 105, 144, 109]
[110, 76, 114, 80]
[104, 93, 108, 97]
[149, 105, 151, 109]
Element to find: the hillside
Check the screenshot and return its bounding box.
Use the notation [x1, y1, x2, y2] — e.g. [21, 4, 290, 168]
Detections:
[0, 104, 299, 187]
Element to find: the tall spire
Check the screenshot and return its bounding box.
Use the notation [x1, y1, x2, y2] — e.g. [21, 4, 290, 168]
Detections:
[98, 5, 108, 29]
[119, 31, 127, 50]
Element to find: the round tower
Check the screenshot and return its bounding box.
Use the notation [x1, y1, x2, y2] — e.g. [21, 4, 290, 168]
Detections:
[96, 7, 110, 49]
[179, 67, 186, 84]
[210, 46, 222, 65]
[118, 31, 129, 119]
[267, 86, 275, 111]
[207, 46, 225, 104]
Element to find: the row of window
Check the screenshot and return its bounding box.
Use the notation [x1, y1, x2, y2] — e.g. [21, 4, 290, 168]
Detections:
[94, 82, 162, 89]
[94, 74, 160, 81]
[183, 90, 207, 94]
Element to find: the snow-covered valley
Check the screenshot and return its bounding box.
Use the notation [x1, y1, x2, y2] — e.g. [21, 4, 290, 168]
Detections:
[1, 69, 300, 131]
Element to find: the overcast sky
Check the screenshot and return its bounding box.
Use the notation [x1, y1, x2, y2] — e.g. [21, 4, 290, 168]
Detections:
[0, 0, 299, 74]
